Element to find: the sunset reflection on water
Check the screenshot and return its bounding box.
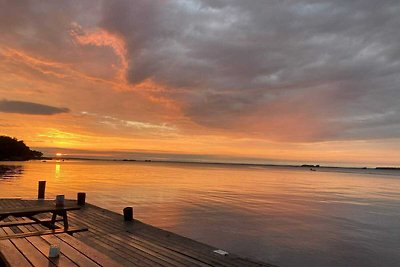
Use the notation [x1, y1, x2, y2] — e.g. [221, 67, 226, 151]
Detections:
[0, 160, 400, 267]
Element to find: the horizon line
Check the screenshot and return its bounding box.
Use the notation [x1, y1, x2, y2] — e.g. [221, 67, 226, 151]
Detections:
[38, 156, 400, 170]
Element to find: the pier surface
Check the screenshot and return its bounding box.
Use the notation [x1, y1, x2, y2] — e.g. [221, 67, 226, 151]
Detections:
[0, 199, 274, 266]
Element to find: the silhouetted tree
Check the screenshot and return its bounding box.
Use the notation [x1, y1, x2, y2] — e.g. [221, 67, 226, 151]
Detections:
[0, 136, 43, 161]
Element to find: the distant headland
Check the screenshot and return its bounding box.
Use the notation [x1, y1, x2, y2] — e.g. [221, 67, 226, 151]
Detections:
[0, 136, 43, 161]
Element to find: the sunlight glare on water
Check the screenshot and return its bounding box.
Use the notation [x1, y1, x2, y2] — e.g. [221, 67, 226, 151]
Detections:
[1, 160, 400, 267]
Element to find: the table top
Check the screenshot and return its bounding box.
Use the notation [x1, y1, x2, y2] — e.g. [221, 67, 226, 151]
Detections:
[0, 203, 81, 217]
[0, 200, 81, 216]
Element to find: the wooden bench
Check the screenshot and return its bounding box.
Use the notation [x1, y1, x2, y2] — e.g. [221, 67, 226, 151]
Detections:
[0, 233, 120, 266]
[0, 202, 87, 239]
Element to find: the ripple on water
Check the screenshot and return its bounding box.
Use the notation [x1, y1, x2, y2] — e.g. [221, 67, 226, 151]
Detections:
[0, 160, 400, 267]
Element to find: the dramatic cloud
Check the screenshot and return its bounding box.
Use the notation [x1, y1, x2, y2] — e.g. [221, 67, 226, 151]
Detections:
[0, 0, 399, 164]
[0, 100, 69, 115]
[98, 0, 400, 141]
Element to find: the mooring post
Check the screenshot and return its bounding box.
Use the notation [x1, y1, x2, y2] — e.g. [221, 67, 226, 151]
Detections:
[123, 207, 133, 221]
[77, 192, 86, 206]
[38, 180, 46, 199]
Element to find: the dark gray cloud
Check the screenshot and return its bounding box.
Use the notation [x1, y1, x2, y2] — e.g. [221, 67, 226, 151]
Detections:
[0, 100, 69, 115]
[98, 0, 400, 141]
[0, 0, 104, 67]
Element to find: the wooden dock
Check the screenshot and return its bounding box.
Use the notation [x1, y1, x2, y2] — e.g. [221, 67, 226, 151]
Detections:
[0, 198, 274, 266]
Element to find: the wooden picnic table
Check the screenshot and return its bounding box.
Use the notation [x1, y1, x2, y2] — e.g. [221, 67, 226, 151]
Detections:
[0, 201, 87, 239]
[0, 233, 119, 266]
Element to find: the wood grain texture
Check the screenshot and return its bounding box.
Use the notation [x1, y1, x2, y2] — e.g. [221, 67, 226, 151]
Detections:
[0, 199, 275, 267]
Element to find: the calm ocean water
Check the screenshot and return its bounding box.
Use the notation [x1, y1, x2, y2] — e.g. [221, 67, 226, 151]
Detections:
[0, 160, 399, 267]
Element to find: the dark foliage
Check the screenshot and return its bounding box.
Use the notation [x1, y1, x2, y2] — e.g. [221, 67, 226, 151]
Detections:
[0, 136, 43, 161]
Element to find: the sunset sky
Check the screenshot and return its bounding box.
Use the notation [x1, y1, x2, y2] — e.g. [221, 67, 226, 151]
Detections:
[1, 0, 399, 166]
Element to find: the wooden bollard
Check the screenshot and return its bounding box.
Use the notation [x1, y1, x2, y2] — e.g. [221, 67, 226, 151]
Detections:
[77, 192, 86, 206]
[123, 207, 133, 221]
[38, 181, 46, 199]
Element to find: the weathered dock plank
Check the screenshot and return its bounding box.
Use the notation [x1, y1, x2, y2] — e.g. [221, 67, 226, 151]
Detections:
[0, 239, 32, 267]
[0, 199, 275, 267]
[8, 237, 56, 267]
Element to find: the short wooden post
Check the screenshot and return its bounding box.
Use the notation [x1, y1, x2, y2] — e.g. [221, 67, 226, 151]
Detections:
[38, 181, 46, 199]
[77, 192, 86, 206]
[123, 207, 133, 221]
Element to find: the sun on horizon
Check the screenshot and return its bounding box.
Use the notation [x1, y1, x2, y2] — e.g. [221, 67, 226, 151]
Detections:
[0, 0, 399, 167]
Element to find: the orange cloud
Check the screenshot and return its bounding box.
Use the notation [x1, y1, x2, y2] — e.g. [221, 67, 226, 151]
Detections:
[70, 24, 128, 83]
[68, 24, 178, 109]
[0, 47, 70, 79]
[0, 46, 115, 86]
